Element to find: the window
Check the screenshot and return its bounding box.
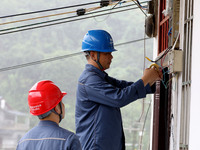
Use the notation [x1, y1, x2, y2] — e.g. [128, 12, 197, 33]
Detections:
[179, 0, 193, 149]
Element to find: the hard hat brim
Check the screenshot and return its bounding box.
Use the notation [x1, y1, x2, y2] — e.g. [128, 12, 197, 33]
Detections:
[82, 49, 117, 52]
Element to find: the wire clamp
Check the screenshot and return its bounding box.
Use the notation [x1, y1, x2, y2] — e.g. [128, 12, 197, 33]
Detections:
[100, 0, 110, 7]
[76, 9, 86, 16]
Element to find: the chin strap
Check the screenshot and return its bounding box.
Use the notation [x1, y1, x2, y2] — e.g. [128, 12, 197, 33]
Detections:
[94, 52, 104, 71]
[51, 102, 63, 123]
[87, 51, 104, 71]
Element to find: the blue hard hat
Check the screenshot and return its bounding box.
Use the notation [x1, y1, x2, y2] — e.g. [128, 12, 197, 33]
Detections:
[82, 30, 117, 52]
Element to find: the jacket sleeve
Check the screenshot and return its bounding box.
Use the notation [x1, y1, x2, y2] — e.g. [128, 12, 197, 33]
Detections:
[105, 74, 155, 94]
[105, 75, 133, 88]
[80, 74, 152, 108]
[66, 134, 82, 150]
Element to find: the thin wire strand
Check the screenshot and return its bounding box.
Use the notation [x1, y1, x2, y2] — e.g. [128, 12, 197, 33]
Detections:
[0, 10, 77, 26]
[0, 1, 137, 26]
[0, 1, 102, 19]
[0, 1, 149, 31]
[132, 0, 147, 17]
[138, 15, 147, 150]
[0, 5, 138, 35]
[115, 37, 151, 46]
[0, 5, 103, 26]
[139, 99, 152, 150]
[145, 46, 172, 63]
[0, 3, 138, 32]
[0, 38, 152, 72]
[0, 52, 82, 72]
[136, 0, 148, 9]
[138, 16, 147, 123]
[91, 0, 123, 22]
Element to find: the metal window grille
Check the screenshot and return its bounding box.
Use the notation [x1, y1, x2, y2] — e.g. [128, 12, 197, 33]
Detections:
[179, 0, 193, 149]
[158, 0, 169, 53]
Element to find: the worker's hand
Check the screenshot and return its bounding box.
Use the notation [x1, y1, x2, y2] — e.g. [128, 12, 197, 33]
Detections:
[141, 67, 162, 86]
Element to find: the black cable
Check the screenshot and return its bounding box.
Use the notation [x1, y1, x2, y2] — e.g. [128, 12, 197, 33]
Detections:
[0, 5, 139, 35]
[0, 3, 137, 33]
[154, 46, 172, 62]
[111, 0, 122, 9]
[0, 38, 152, 72]
[115, 37, 151, 46]
[131, 0, 147, 17]
[147, 46, 172, 63]
[136, 0, 148, 9]
[0, 52, 82, 72]
[0, 1, 101, 19]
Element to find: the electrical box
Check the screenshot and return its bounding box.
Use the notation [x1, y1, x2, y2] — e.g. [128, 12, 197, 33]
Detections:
[168, 50, 183, 73]
[155, 49, 183, 74]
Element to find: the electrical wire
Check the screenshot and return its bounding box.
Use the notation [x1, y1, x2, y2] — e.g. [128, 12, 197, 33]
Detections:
[0, 1, 136, 26]
[131, 0, 147, 17]
[135, 0, 148, 9]
[115, 37, 151, 46]
[155, 33, 179, 66]
[139, 99, 152, 150]
[0, 52, 82, 72]
[138, 16, 147, 124]
[0, 10, 78, 26]
[0, 1, 150, 35]
[145, 46, 172, 63]
[0, 38, 152, 72]
[0, 1, 102, 19]
[0, 4, 139, 35]
[0, 4, 134, 31]
[0, 5, 103, 26]
[91, 0, 124, 22]
[138, 15, 147, 150]
[145, 34, 179, 89]
[165, 73, 177, 88]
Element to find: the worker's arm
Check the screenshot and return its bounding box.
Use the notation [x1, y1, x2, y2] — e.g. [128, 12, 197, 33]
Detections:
[66, 134, 82, 150]
[104, 74, 133, 88]
[79, 74, 149, 108]
[105, 73, 155, 94]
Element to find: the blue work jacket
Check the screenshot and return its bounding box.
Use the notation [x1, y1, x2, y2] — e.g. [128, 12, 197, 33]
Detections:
[17, 120, 81, 150]
[75, 64, 155, 150]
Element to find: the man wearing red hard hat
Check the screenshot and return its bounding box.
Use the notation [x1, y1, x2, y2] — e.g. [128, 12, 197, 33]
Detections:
[17, 80, 81, 150]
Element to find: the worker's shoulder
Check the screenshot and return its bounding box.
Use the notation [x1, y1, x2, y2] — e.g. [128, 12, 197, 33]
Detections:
[58, 126, 78, 139]
[79, 70, 103, 83]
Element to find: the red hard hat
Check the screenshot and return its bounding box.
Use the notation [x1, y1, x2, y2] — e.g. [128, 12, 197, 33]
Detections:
[28, 80, 67, 116]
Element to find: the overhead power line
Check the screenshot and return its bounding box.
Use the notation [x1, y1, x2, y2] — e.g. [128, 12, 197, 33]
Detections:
[0, 4, 139, 35]
[0, 38, 152, 72]
[0, 1, 101, 19]
[0, 52, 82, 72]
[0, 6, 102, 26]
[0, 1, 148, 26]
[132, 0, 147, 16]
[115, 37, 150, 47]
[0, 1, 142, 19]
[0, 3, 136, 32]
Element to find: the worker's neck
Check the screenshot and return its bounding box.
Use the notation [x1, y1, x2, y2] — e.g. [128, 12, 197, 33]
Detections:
[40, 113, 60, 125]
[88, 61, 101, 70]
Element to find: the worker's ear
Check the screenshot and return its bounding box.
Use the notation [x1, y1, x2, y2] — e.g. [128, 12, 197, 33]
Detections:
[89, 51, 97, 61]
[54, 105, 61, 114]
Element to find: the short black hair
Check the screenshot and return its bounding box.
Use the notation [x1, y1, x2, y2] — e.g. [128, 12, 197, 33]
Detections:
[84, 51, 90, 60]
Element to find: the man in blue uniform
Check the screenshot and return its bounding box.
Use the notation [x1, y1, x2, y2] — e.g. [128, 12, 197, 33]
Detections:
[75, 30, 162, 150]
[17, 80, 81, 150]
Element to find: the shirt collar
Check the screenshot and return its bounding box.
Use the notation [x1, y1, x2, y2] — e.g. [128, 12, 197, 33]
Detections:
[85, 64, 108, 79]
[38, 120, 59, 127]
